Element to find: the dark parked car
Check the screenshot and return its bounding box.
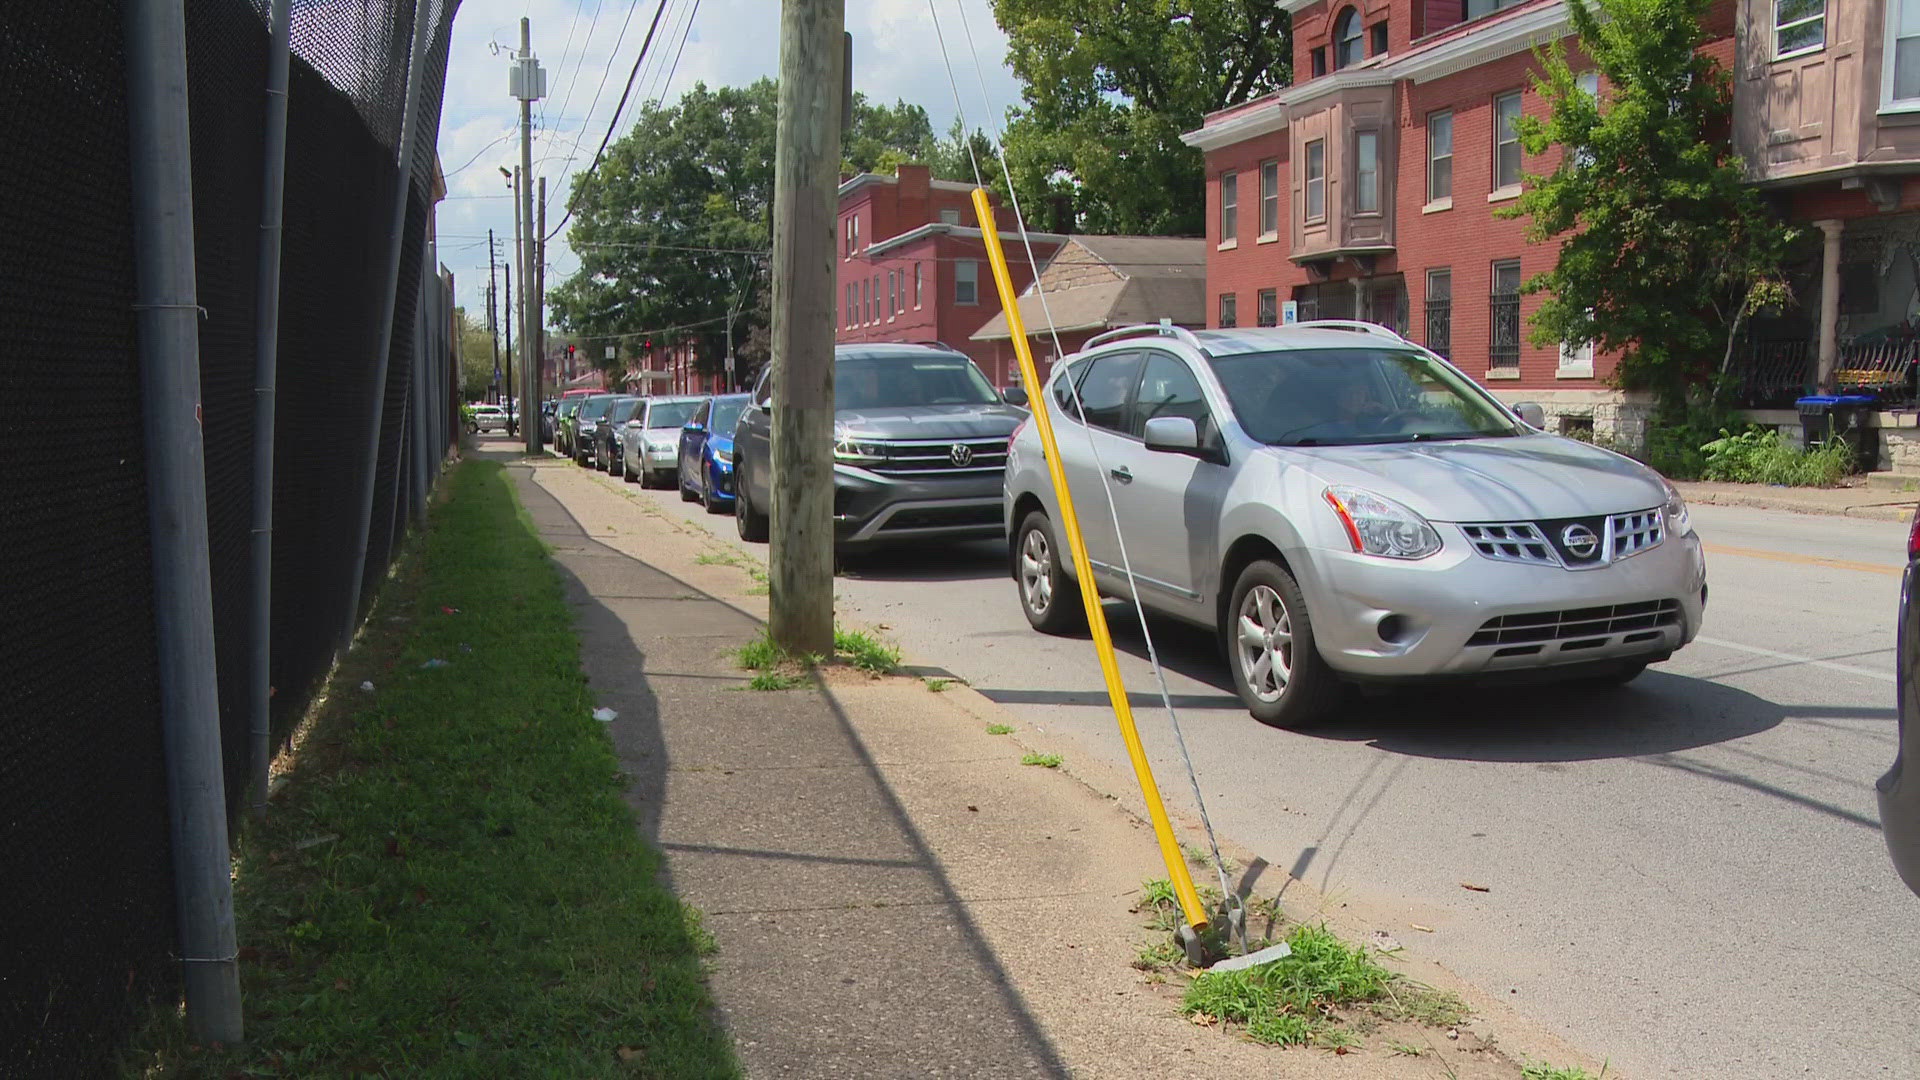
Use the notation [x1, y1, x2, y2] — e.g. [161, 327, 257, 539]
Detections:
[731, 343, 1024, 549]
[571, 394, 618, 466]
[596, 397, 643, 473]
[1887, 509, 1920, 895]
[677, 393, 751, 513]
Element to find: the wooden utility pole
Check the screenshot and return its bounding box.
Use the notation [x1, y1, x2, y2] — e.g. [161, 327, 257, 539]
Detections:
[767, 0, 845, 656]
[537, 175, 548, 403]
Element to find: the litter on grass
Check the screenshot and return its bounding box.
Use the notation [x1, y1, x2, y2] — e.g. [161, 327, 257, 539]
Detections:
[358, 680, 375, 692]
[593, 707, 618, 722]
[421, 658, 451, 669]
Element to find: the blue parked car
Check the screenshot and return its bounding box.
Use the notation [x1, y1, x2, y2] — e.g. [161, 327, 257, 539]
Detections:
[678, 393, 752, 514]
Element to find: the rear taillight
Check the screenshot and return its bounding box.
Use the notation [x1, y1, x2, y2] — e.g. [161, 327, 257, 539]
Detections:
[1908, 509, 1920, 560]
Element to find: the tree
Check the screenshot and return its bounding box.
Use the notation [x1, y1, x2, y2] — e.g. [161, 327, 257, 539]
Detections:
[1505, 0, 1794, 426]
[992, 0, 1291, 235]
[453, 306, 499, 399]
[551, 82, 969, 379]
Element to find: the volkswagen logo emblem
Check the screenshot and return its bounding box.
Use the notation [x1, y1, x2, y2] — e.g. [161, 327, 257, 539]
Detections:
[1560, 523, 1601, 559]
[949, 443, 975, 467]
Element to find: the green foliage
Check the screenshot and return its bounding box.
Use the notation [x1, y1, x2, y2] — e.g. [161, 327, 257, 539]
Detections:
[1020, 752, 1063, 768]
[1180, 924, 1392, 1046]
[1699, 427, 1852, 486]
[833, 628, 902, 675]
[552, 85, 967, 383]
[992, 0, 1291, 234]
[747, 671, 804, 692]
[1504, 0, 1795, 403]
[1522, 1063, 1606, 1080]
[735, 631, 784, 671]
[126, 462, 738, 1078]
[454, 306, 501, 398]
[1641, 389, 1746, 478]
[924, 677, 954, 693]
[984, 722, 1013, 735]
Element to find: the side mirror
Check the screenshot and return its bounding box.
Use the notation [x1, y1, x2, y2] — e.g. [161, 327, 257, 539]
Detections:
[1002, 385, 1029, 407]
[1143, 415, 1201, 455]
[1513, 402, 1546, 429]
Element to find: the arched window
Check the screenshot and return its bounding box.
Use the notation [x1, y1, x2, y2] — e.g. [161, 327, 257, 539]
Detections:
[1333, 7, 1363, 68]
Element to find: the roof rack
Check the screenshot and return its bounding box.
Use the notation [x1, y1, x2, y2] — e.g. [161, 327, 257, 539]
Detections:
[1293, 319, 1409, 344]
[904, 339, 966, 353]
[1081, 323, 1205, 352]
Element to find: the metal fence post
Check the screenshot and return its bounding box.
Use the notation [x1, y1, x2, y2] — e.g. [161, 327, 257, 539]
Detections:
[343, 0, 432, 648]
[248, 0, 293, 817]
[124, 0, 244, 1044]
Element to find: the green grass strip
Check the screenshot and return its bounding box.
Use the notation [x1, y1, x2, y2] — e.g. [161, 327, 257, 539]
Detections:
[127, 461, 739, 1079]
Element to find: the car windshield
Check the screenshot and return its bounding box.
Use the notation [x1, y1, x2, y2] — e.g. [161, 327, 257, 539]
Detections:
[648, 401, 701, 429]
[609, 399, 642, 423]
[1207, 347, 1520, 446]
[834, 355, 998, 410]
[710, 398, 748, 434]
[579, 397, 615, 421]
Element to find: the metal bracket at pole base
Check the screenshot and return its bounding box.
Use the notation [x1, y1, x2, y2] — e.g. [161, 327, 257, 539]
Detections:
[1176, 923, 1207, 968]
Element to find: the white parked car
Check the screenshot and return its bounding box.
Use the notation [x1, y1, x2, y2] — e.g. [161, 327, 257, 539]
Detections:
[466, 404, 508, 433]
[1003, 322, 1708, 728]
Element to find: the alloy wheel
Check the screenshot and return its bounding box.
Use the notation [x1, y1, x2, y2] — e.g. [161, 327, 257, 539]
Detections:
[1236, 584, 1293, 703]
[1020, 528, 1053, 615]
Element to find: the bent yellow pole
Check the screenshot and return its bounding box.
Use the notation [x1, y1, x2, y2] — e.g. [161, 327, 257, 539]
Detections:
[971, 188, 1208, 932]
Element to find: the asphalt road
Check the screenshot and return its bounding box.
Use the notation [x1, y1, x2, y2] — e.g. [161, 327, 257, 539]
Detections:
[550, 444, 1917, 1080]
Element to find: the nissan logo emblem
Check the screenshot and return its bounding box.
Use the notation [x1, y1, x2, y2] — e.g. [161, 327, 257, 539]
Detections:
[949, 443, 974, 467]
[1560, 523, 1600, 559]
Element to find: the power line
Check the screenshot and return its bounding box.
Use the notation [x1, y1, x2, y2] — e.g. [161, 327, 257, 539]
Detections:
[544, 0, 674, 243]
[536, 0, 591, 134]
[655, 0, 701, 104]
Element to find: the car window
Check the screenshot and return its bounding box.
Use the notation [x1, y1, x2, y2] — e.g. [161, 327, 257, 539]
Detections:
[1075, 352, 1144, 436]
[1051, 359, 1087, 420]
[1129, 352, 1210, 438]
[710, 397, 748, 434]
[689, 400, 711, 427]
[610, 399, 642, 423]
[753, 369, 772, 405]
[1208, 347, 1519, 446]
[833, 354, 998, 410]
[648, 400, 700, 429]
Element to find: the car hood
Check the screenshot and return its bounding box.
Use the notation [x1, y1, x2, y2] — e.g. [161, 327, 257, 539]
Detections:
[1282, 435, 1668, 521]
[834, 403, 1022, 440]
[707, 431, 735, 454]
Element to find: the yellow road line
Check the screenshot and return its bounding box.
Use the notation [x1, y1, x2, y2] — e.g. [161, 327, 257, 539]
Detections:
[1703, 542, 1902, 577]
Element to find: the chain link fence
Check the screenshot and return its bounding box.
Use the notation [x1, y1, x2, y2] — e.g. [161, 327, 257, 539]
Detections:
[0, 1, 459, 1073]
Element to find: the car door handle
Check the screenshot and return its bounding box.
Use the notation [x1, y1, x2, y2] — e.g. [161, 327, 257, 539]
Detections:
[1109, 466, 1132, 483]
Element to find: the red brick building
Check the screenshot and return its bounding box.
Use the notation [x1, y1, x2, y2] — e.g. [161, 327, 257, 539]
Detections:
[1184, 0, 1740, 446]
[835, 165, 1065, 387]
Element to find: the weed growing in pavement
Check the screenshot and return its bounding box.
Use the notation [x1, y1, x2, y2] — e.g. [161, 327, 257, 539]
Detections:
[1521, 1064, 1605, 1080]
[123, 461, 739, 1078]
[694, 551, 733, 566]
[924, 677, 953, 693]
[1180, 924, 1391, 1046]
[747, 671, 804, 692]
[735, 633, 784, 671]
[1184, 841, 1241, 877]
[833, 628, 901, 675]
[1388, 1041, 1426, 1057]
[985, 723, 1013, 735]
[1376, 981, 1472, 1027]
[1020, 752, 1063, 768]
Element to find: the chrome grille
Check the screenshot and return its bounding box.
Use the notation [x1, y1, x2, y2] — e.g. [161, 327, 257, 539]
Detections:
[865, 437, 1009, 477]
[1460, 522, 1557, 566]
[1462, 507, 1665, 569]
[1609, 509, 1664, 560]
[1467, 599, 1682, 647]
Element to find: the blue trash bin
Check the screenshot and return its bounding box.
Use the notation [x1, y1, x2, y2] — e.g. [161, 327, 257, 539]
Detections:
[1796, 394, 1878, 472]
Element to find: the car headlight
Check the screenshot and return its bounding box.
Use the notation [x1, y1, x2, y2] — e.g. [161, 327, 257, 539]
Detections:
[713, 447, 733, 465]
[1662, 479, 1692, 536]
[1323, 486, 1443, 559]
[833, 436, 886, 464]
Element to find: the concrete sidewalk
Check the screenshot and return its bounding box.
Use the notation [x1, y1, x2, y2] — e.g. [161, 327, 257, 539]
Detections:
[492, 447, 1582, 1079]
[1672, 477, 1918, 521]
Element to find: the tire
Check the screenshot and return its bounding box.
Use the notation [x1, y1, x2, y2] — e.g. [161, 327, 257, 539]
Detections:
[622, 458, 638, 483]
[703, 478, 728, 515]
[734, 460, 769, 542]
[1014, 510, 1086, 635]
[1225, 559, 1342, 729]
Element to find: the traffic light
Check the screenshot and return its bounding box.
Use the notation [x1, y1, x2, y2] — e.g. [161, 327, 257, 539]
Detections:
[566, 343, 576, 358]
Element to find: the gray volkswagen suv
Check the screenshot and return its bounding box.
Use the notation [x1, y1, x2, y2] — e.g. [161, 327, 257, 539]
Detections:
[732, 343, 1024, 551]
[1003, 322, 1708, 728]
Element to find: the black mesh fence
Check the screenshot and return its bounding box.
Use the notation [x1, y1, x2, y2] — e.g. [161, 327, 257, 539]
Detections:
[0, 0, 458, 1073]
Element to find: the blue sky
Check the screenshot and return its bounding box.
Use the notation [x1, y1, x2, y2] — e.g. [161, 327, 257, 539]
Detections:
[433, 0, 1022, 317]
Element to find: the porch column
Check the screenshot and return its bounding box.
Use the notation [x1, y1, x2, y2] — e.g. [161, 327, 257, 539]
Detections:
[1816, 218, 1844, 394]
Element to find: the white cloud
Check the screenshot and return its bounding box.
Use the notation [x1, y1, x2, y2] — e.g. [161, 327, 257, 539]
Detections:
[431, 0, 1021, 314]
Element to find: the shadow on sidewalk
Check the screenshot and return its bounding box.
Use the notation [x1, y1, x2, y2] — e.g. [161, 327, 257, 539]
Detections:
[497, 454, 1070, 1077]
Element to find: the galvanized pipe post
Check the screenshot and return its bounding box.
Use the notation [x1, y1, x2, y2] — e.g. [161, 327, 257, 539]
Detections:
[344, 0, 433, 648]
[125, 0, 244, 1043]
[248, 0, 293, 817]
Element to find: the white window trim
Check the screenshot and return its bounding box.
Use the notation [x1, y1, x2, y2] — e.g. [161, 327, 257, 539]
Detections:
[1883, 0, 1920, 112]
[1423, 198, 1454, 214]
[914, 262, 924, 309]
[1493, 91, 1524, 193]
[1557, 338, 1595, 378]
[1258, 160, 1281, 240]
[1774, 0, 1826, 61]
[1427, 110, 1453, 205]
[1220, 170, 1239, 248]
[1354, 130, 1381, 216]
[955, 260, 980, 306]
[1303, 141, 1327, 225]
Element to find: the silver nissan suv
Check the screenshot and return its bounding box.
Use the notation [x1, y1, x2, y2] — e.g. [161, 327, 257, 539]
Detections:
[1002, 322, 1707, 728]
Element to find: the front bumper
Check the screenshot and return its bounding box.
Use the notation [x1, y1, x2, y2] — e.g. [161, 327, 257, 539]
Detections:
[832, 465, 1006, 545]
[706, 457, 735, 500]
[643, 444, 678, 471]
[1293, 525, 1707, 680]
